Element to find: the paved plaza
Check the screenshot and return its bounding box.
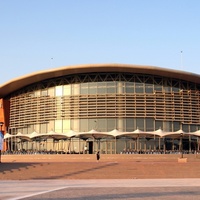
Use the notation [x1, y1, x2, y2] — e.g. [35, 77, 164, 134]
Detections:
[0, 154, 200, 199]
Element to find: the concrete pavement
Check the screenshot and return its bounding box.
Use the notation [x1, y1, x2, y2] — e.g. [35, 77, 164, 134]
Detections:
[1, 154, 200, 199]
[1, 179, 200, 200]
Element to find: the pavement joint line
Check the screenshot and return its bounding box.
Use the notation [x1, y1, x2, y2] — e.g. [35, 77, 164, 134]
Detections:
[8, 185, 70, 200]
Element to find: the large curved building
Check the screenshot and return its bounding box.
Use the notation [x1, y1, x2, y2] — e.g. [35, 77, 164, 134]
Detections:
[0, 64, 200, 154]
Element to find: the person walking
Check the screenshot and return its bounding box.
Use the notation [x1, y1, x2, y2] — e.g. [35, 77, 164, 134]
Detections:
[96, 151, 100, 162]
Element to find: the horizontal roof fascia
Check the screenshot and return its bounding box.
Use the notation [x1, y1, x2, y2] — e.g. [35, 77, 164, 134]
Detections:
[0, 63, 199, 98]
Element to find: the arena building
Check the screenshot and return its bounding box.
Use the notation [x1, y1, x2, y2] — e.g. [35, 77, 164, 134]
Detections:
[0, 63, 200, 154]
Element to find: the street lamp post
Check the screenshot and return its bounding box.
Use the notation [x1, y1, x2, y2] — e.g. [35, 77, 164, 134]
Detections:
[0, 122, 4, 163]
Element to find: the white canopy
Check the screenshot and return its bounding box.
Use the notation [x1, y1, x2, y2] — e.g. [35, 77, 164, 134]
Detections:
[78, 129, 112, 139]
[162, 129, 186, 138]
[192, 130, 200, 137]
[3, 133, 14, 139]
[121, 129, 151, 138]
[63, 130, 78, 138]
[3, 129, 200, 141]
[16, 132, 30, 140]
[29, 131, 41, 139]
[107, 129, 124, 137]
[46, 130, 68, 140]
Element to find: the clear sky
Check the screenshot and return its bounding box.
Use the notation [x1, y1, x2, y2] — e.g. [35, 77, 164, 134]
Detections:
[0, 0, 199, 84]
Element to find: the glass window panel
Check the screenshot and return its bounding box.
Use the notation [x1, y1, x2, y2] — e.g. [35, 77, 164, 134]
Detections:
[47, 121, 54, 132]
[81, 88, 88, 94]
[182, 124, 189, 132]
[21, 127, 27, 134]
[97, 119, 106, 132]
[125, 82, 134, 93]
[136, 118, 144, 130]
[107, 87, 116, 93]
[63, 85, 71, 96]
[107, 82, 115, 87]
[107, 82, 116, 93]
[97, 88, 106, 94]
[41, 89, 48, 96]
[63, 120, 71, 132]
[146, 118, 154, 131]
[73, 119, 79, 131]
[145, 87, 153, 93]
[34, 90, 40, 97]
[89, 82, 97, 94]
[172, 87, 179, 92]
[70, 119, 75, 131]
[154, 85, 162, 91]
[126, 82, 133, 87]
[164, 86, 171, 92]
[107, 118, 116, 131]
[80, 119, 88, 132]
[40, 123, 47, 133]
[163, 121, 172, 132]
[55, 120, 62, 133]
[190, 125, 197, 132]
[117, 82, 124, 94]
[80, 83, 88, 94]
[35, 124, 40, 132]
[145, 84, 153, 93]
[126, 87, 134, 93]
[81, 83, 88, 88]
[173, 121, 180, 131]
[135, 82, 144, 93]
[72, 84, 80, 95]
[126, 118, 134, 131]
[48, 87, 55, 97]
[97, 81, 106, 94]
[97, 82, 106, 87]
[55, 86, 63, 96]
[27, 125, 34, 133]
[28, 92, 35, 97]
[155, 120, 163, 130]
[88, 119, 96, 130]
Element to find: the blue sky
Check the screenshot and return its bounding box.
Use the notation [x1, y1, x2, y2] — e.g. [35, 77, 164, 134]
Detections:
[0, 0, 199, 84]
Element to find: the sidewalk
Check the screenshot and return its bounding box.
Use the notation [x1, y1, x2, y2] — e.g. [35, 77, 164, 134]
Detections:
[1, 154, 200, 200]
[1, 154, 200, 180]
[1, 179, 200, 200]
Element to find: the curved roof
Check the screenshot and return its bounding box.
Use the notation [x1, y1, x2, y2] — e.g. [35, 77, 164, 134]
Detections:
[0, 63, 200, 98]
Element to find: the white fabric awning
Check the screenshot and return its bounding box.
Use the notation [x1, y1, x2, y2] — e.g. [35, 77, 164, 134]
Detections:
[3, 133, 14, 139]
[4, 129, 200, 141]
[77, 129, 111, 139]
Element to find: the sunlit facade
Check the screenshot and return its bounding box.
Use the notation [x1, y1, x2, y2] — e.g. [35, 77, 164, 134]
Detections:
[0, 64, 200, 154]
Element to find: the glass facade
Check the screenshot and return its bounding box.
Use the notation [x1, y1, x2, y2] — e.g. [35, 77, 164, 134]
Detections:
[6, 72, 200, 153]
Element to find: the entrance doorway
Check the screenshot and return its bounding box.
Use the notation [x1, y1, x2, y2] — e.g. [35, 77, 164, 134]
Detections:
[88, 141, 93, 154]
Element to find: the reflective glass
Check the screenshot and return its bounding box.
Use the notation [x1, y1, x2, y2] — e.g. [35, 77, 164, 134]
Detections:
[173, 121, 180, 131]
[55, 120, 62, 133]
[63, 85, 71, 96]
[89, 82, 97, 94]
[135, 82, 144, 93]
[146, 118, 154, 131]
[55, 86, 63, 96]
[155, 120, 162, 130]
[63, 119, 71, 132]
[97, 83, 106, 95]
[80, 119, 88, 131]
[107, 118, 116, 131]
[48, 87, 55, 97]
[126, 118, 134, 131]
[136, 118, 144, 130]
